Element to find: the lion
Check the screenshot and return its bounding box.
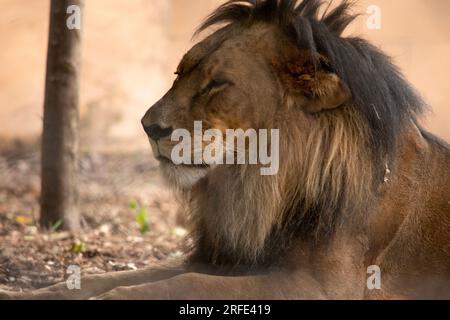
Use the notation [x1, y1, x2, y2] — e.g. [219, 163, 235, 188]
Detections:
[2, 0, 449, 300]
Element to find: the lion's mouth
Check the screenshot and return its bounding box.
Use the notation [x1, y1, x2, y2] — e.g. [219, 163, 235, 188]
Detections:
[156, 155, 210, 169]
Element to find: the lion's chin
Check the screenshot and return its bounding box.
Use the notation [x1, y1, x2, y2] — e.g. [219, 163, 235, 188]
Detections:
[159, 161, 209, 189]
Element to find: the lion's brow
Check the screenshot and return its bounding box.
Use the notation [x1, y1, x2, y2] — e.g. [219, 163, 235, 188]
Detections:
[176, 54, 202, 76]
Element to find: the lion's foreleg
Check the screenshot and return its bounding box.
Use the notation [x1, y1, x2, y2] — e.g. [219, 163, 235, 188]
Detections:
[94, 271, 327, 300]
[0, 260, 188, 300]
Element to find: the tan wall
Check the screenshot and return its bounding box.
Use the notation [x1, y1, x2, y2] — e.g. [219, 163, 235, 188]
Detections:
[0, 0, 449, 151]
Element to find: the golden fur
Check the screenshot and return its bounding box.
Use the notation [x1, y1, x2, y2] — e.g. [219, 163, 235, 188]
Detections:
[184, 104, 373, 266]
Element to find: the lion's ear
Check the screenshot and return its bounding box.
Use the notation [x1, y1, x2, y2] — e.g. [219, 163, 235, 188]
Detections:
[300, 72, 351, 113]
[282, 60, 351, 113]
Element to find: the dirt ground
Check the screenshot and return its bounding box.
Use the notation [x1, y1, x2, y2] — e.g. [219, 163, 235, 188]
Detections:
[0, 146, 186, 292]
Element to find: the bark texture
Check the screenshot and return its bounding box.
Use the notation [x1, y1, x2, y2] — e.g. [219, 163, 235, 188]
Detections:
[40, 0, 83, 231]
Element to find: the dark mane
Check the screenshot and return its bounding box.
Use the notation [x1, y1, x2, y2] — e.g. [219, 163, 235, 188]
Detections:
[198, 0, 425, 161]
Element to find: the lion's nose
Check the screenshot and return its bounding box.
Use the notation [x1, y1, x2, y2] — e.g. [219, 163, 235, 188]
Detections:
[142, 123, 173, 141]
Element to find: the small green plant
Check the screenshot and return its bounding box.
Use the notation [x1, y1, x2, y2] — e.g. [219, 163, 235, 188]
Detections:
[136, 208, 150, 235]
[48, 219, 63, 232]
[129, 200, 150, 235]
[128, 200, 138, 210]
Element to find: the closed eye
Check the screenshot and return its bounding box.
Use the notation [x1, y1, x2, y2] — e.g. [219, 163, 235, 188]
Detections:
[204, 79, 232, 93]
[194, 79, 233, 101]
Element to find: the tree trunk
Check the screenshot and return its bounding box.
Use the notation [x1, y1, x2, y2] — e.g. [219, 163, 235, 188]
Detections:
[40, 0, 83, 231]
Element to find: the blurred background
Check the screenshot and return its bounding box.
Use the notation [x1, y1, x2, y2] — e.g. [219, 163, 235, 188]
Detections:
[0, 0, 449, 292]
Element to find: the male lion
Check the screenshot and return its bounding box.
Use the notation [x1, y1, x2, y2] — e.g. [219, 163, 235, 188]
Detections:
[2, 0, 449, 300]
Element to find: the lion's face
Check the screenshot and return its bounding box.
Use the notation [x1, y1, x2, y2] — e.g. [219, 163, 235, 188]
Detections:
[142, 24, 350, 189]
[141, 26, 281, 188]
